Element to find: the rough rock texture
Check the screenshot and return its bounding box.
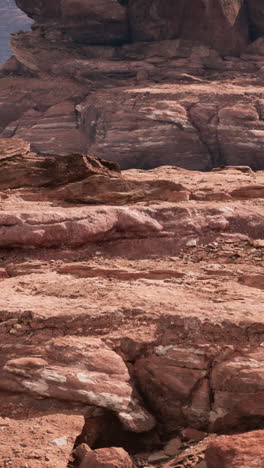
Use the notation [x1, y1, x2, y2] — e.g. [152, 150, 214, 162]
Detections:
[206, 431, 264, 468]
[0, 138, 264, 466]
[78, 446, 134, 468]
[1, 1, 264, 169]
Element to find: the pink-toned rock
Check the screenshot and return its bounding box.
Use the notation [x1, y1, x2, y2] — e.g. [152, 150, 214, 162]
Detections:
[1, 336, 155, 432]
[210, 350, 264, 431]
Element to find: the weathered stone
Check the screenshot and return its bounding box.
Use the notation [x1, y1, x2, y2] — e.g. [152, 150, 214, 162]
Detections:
[79, 446, 134, 468]
[1, 336, 155, 432]
[206, 431, 264, 468]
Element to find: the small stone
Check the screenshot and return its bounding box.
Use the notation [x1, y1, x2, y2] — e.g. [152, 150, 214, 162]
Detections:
[181, 428, 207, 441]
[51, 436, 67, 446]
[252, 239, 264, 248]
[164, 437, 182, 456]
[148, 450, 169, 463]
[186, 239, 198, 247]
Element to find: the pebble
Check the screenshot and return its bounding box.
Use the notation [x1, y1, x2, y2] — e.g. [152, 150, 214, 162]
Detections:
[164, 437, 182, 456]
[51, 436, 68, 446]
[186, 239, 198, 247]
[148, 451, 169, 463]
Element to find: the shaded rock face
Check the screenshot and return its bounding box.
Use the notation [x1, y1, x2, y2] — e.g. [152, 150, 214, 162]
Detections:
[129, 0, 248, 54]
[16, 0, 129, 44]
[15, 0, 249, 53]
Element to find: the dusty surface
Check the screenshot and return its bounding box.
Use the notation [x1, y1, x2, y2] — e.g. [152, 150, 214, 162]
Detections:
[0, 139, 263, 467]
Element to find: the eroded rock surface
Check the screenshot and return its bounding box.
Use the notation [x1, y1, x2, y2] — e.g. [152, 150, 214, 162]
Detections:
[0, 138, 263, 466]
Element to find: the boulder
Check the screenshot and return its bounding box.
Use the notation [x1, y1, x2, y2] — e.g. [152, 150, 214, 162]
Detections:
[206, 430, 264, 468]
[79, 446, 134, 468]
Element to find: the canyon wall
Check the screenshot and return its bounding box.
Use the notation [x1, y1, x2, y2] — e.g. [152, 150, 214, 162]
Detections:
[0, 0, 264, 169]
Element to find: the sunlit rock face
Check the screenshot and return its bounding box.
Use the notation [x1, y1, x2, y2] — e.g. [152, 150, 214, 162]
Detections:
[0, 0, 32, 63]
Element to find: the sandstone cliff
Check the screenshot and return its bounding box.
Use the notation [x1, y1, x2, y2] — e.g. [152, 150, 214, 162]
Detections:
[0, 0, 264, 169]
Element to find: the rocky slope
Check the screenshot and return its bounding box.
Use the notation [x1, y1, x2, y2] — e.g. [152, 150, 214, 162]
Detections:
[1, 1, 264, 169]
[0, 138, 264, 467]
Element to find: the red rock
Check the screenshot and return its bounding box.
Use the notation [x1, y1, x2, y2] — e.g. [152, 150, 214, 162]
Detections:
[75, 443, 92, 461]
[135, 347, 210, 430]
[231, 185, 264, 199]
[205, 430, 264, 468]
[0, 137, 120, 190]
[239, 274, 264, 289]
[79, 447, 134, 468]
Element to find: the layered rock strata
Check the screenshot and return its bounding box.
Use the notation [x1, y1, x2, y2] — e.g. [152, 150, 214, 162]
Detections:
[1, 1, 264, 169]
[0, 138, 264, 467]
